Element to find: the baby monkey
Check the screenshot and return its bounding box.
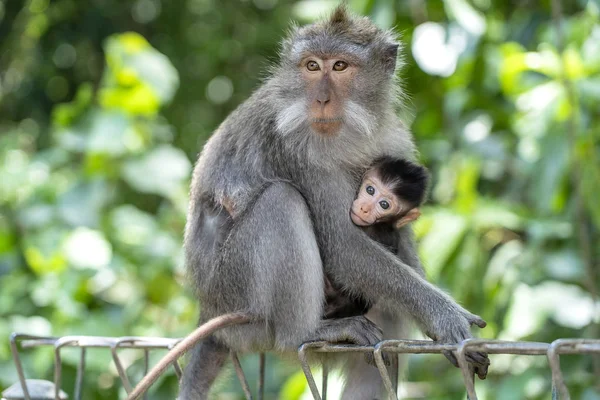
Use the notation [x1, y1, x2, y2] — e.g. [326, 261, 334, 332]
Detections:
[350, 157, 429, 230]
[323, 157, 429, 320]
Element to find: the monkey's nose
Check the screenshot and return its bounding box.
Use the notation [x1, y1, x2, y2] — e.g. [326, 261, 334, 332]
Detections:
[316, 97, 330, 105]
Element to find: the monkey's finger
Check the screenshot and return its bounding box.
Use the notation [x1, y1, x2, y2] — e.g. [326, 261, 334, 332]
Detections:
[443, 350, 459, 368]
[473, 360, 489, 380]
[466, 352, 490, 380]
[364, 353, 378, 366]
[358, 318, 383, 343]
[466, 351, 489, 366]
[470, 316, 487, 329]
[475, 363, 489, 380]
[382, 352, 391, 366]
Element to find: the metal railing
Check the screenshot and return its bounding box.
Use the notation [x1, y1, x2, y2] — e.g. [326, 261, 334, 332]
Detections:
[6, 332, 600, 400]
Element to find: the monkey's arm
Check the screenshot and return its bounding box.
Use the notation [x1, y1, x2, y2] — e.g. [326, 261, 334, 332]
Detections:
[312, 178, 488, 376]
[325, 222, 485, 338]
[326, 219, 488, 375]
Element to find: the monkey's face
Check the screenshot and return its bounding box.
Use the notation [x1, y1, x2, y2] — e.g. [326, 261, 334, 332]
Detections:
[350, 170, 409, 226]
[300, 56, 357, 136]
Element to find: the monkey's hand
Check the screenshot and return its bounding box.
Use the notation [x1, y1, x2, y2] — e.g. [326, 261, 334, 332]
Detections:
[311, 316, 388, 366]
[426, 308, 489, 380]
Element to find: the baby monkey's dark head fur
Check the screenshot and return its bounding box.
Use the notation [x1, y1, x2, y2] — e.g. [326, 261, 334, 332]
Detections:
[370, 156, 429, 207]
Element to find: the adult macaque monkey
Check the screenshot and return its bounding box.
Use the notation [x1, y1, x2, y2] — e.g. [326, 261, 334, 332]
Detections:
[181, 6, 489, 399]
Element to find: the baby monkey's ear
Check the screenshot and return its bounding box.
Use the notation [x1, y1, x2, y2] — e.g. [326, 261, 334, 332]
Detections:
[394, 208, 421, 229]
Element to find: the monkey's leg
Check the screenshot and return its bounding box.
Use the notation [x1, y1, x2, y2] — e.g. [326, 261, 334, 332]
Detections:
[179, 335, 228, 400]
[209, 182, 326, 350]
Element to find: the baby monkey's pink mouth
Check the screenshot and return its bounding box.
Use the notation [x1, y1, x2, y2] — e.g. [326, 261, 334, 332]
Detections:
[350, 210, 372, 226]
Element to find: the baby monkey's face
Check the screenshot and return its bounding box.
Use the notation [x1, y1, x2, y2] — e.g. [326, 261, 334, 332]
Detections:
[350, 171, 407, 226]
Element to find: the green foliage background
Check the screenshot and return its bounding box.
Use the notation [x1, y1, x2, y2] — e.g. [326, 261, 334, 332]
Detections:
[0, 0, 599, 399]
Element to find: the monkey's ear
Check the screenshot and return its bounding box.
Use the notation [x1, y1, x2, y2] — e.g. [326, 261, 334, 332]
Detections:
[383, 44, 399, 74]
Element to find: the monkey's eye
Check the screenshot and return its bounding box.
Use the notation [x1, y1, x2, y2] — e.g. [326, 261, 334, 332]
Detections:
[333, 61, 348, 71]
[379, 200, 390, 210]
[366, 186, 375, 195]
[306, 61, 320, 71]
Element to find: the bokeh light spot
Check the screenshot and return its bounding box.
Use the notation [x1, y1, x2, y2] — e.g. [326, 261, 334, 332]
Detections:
[64, 228, 112, 270]
[464, 114, 492, 142]
[53, 43, 77, 68]
[132, 0, 161, 24]
[206, 76, 233, 105]
[412, 22, 467, 77]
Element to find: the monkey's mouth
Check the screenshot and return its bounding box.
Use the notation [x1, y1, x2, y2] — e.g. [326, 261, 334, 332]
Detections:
[311, 117, 343, 135]
[311, 117, 343, 124]
[350, 210, 372, 227]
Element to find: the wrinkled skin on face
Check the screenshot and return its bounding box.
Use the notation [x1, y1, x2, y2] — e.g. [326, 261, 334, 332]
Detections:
[301, 56, 358, 136]
[350, 169, 421, 228]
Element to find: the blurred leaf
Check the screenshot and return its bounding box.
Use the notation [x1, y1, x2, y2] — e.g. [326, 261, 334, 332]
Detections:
[63, 228, 112, 270]
[110, 205, 158, 246]
[419, 211, 468, 280]
[502, 281, 597, 340]
[453, 157, 480, 213]
[58, 180, 112, 227]
[280, 370, 308, 400]
[100, 32, 179, 114]
[122, 145, 191, 196]
[23, 228, 69, 275]
[52, 83, 94, 127]
[563, 46, 586, 79]
[577, 135, 600, 227]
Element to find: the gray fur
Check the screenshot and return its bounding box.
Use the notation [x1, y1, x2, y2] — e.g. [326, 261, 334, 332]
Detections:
[181, 6, 487, 399]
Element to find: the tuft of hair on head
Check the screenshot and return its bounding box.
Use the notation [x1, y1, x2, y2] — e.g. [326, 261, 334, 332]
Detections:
[370, 156, 429, 206]
[329, 3, 351, 26]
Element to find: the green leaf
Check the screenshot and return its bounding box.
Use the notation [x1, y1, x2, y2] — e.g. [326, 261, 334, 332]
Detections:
[122, 145, 191, 197]
[419, 210, 468, 280]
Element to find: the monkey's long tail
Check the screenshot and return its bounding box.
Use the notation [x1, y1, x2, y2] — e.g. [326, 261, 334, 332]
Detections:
[127, 312, 252, 400]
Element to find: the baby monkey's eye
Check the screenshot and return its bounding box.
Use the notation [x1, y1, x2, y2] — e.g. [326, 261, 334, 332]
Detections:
[366, 186, 375, 195]
[379, 200, 390, 210]
[333, 61, 348, 71]
[306, 61, 320, 71]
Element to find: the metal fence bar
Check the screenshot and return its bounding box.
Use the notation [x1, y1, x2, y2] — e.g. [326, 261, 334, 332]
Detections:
[455, 342, 477, 400]
[54, 337, 83, 400]
[173, 360, 183, 380]
[258, 353, 265, 400]
[373, 342, 397, 400]
[547, 339, 600, 400]
[298, 342, 324, 400]
[231, 352, 253, 400]
[143, 350, 149, 400]
[74, 347, 86, 400]
[167, 341, 184, 381]
[6, 333, 600, 400]
[111, 341, 134, 393]
[9, 333, 36, 400]
[322, 359, 328, 400]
